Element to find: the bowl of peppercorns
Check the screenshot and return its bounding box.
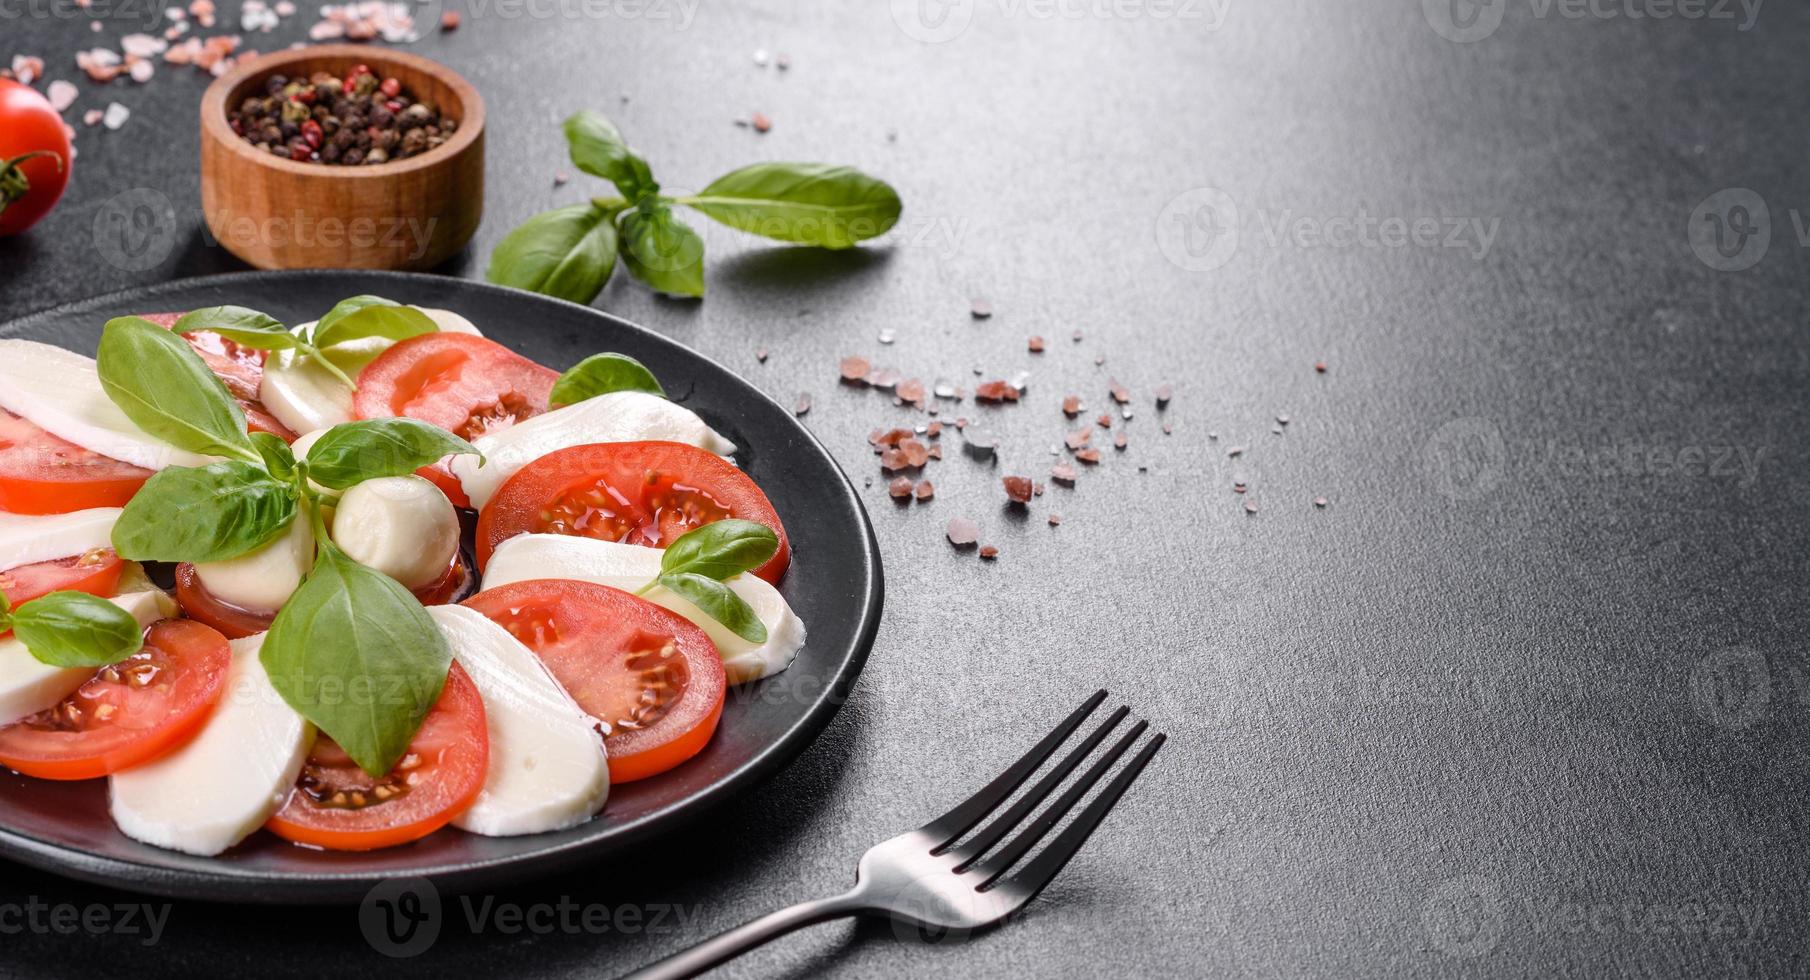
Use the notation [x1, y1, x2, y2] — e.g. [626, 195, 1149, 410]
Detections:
[200, 44, 484, 271]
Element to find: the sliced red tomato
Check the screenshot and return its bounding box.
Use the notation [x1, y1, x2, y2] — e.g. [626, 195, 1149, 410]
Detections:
[463, 579, 725, 784]
[140, 312, 297, 441]
[0, 549, 125, 610]
[174, 555, 471, 640]
[265, 662, 486, 851]
[0, 619, 232, 780]
[474, 441, 791, 583]
[353, 333, 558, 441]
[0, 410, 153, 514]
[416, 460, 471, 510]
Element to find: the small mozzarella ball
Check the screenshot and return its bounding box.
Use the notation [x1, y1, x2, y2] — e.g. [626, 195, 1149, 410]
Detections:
[192, 514, 315, 612]
[285, 429, 334, 495]
[331, 476, 459, 589]
[419, 308, 482, 336]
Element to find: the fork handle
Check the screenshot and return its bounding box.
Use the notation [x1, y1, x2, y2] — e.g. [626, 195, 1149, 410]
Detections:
[617, 891, 868, 980]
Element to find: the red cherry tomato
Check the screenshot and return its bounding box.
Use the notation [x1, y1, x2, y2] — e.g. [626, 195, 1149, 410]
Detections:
[265, 662, 487, 851]
[353, 333, 558, 441]
[0, 549, 125, 611]
[0, 619, 234, 780]
[0, 410, 152, 515]
[463, 579, 725, 784]
[0, 79, 71, 237]
[475, 441, 791, 584]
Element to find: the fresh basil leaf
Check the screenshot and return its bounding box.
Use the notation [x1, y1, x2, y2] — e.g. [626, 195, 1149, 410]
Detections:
[172, 306, 299, 351]
[311, 296, 437, 350]
[97, 316, 256, 461]
[549, 352, 664, 405]
[486, 203, 619, 304]
[684, 163, 902, 249]
[304, 418, 479, 490]
[658, 571, 767, 644]
[660, 520, 778, 581]
[619, 204, 705, 298]
[563, 111, 657, 201]
[112, 461, 298, 563]
[12, 592, 144, 668]
[261, 541, 453, 777]
[251, 431, 297, 482]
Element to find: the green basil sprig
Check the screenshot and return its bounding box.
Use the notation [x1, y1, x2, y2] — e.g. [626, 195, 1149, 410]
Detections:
[173, 295, 437, 390]
[98, 317, 258, 462]
[112, 461, 298, 564]
[637, 520, 778, 643]
[549, 353, 665, 405]
[260, 534, 453, 777]
[303, 418, 482, 491]
[0, 591, 144, 669]
[487, 110, 901, 302]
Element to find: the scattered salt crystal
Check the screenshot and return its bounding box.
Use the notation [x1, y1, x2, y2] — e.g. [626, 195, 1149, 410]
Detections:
[91, 20, 102, 31]
[877, 328, 895, 344]
[275, 0, 294, 12]
[311, 21, 346, 40]
[47, 80, 78, 112]
[753, 48, 770, 66]
[83, 108, 104, 126]
[102, 102, 130, 130]
[11, 56, 44, 86]
[121, 33, 167, 58]
[793, 393, 811, 416]
[946, 518, 979, 548]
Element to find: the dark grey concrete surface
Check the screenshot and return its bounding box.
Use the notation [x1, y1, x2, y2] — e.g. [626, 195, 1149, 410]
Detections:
[2, 1, 1807, 976]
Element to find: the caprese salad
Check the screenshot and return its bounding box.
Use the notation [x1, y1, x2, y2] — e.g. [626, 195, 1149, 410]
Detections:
[0, 296, 806, 855]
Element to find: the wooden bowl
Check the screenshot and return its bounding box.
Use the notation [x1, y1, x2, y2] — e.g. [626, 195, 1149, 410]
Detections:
[200, 45, 484, 271]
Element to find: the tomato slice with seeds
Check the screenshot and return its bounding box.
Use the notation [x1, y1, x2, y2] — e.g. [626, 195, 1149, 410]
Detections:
[173, 555, 473, 640]
[475, 441, 791, 584]
[265, 662, 487, 851]
[0, 410, 153, 515]
[140, 312, 297, 441]
[0, 619, 232, 780]
[463, 579, 725, 784]
[0, 549, 125, 610]
[353, 333, 559, 441]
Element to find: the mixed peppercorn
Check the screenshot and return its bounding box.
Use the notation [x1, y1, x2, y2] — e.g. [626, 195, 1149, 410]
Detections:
[228, 64, 456, 165]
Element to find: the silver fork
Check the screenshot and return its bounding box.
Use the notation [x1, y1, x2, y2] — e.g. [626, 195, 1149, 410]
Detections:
[619, 690, 1164, 980]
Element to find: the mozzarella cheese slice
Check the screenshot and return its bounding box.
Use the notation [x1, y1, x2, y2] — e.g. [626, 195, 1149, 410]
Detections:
[450, 392, 738, 511]
[109, 632, 314, 856]
[482, 534, 804, 684]
[0, 340, 213, 470]
[0, 589, 176, 727]
[0, 508, 121, 573]
[427, 605, 609, 836]
[258, 311, 481, 436]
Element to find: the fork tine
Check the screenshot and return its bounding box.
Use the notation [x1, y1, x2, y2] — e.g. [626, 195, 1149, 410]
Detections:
[969, 721, 1157, 888]
[919, 689, 1108, 849]
[987, 729, 1164, 897]
[946, 705, 1130, 868]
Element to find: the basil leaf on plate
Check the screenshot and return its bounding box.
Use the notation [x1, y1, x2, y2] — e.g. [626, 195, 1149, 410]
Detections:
[97, 316, 256, 461]
[486, 203, 620, 304]
[251, 431, 297, 482]
[311, 296, 438, 350]
[564, 111, 657, 201]
[172, 306, 299, 351]
[261, 541, 453, 777]
[111, 461, 298, 564]
[684, 163, 903, 249]
[12, 592, 145, 668]
[302, 418, 480, 490]
[657, 571, 768, 644]
[549, 352, 664, 405]
[619, 204, 705, 298]
[659, 520, 778, 582]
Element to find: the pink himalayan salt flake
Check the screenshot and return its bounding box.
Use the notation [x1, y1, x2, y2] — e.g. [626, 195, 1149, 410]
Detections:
[973, 380, 1018, 403]
[887, 477, 913, 499]
[1002, 476, 1032, 504]
[839, 355, 870, 382]
[101, 102, 130, 130]
[1050, 463, 1077, 485]
[1108, 379, 1131, 404]
[946, 518, 979, 548]
[1048, 513, 1062, 526]
[1064, 429, 1090, 450]
[1062, 395, 1082, 417]
[1075, 448, 1101, 465]
[914, 480, 934, 501]
[47, 80, 78, 112]
[1027, 335, 1045, 352]
[979, 544, 999, 560]
[11, 56, 45, 85]
[129, 59, 154, 83]
[83, 108, 104, 126]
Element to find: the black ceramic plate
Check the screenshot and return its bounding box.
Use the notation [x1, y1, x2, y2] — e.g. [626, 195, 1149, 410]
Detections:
[0, 271, 881, 904]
